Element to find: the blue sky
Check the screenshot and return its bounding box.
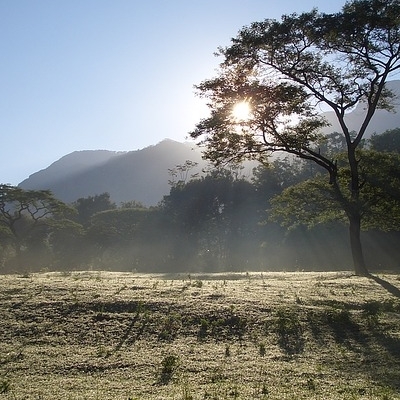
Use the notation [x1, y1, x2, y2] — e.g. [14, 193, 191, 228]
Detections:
[1, 0, 345, 185]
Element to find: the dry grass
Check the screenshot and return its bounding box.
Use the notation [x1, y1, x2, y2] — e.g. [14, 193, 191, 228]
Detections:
[1, 270, 400, 399]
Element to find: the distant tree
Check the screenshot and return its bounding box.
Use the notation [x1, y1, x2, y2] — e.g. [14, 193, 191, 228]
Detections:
[0, 184, 74, 265]
[167, 160, 199, 187]
[73, 192, 116, 227]
[48, 219, 85, 269]
[120, 200, 147, 209]
[88, 208, 149, 247]
[162, 169, 260, 270]
[252, 155, 319, 197]
[370, 128, 400, 153]
[190, 0, 400, 275]
[88, 207, 171, 270]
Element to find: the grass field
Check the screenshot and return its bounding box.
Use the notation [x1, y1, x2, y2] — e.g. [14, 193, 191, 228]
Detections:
[1, 270, 400, 399]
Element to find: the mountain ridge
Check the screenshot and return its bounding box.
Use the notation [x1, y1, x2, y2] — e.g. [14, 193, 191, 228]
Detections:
[19, 140, 208, 206]
[19, 81, 400, 206]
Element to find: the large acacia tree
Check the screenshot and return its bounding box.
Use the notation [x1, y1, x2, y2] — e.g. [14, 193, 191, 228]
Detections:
[190, 0, 400, 275]
[0, 184, 75, 262]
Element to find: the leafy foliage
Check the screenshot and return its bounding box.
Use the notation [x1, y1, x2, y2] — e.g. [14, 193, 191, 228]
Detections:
[73, 192, 116, 227]
[370, 127, 400, 153]
[2, 142, 400, 272]
[0, 185, 76, 267]
[272, 150, 400, 231]
[190, 0, 400, 275]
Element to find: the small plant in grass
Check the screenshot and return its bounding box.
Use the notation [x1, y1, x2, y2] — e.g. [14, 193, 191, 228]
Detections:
[193, 279, 203, 288]
[228, 384, 239, 399]
[159, 354, 179, 384]
[180, 379, 194, 400]
[362, 300, 382, 328]
[0, 379, 11, 394]
[96, 345, 111, 358]
[306, 378, 316, 391]
[210, 366, 226, 384]
[261, 382, 269, 396]
[163, 353, 178, 373]
[70, 287, 79, 303]
[159, 312, 182, 341]
[258, 342, 266, 356]
[253, 368, 269, 397]
[114, 284, 127, 295]
[198, 318, 209, 339]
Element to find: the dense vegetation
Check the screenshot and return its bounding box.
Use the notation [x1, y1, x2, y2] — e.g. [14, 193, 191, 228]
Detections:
[190, 0, 400, 275]
[1, 131, 399, 274]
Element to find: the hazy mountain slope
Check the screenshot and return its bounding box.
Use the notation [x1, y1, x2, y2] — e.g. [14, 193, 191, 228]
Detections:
[19, 81, 400, 206]
[20, 140, 207, 205]
[19, 150, 124, 188]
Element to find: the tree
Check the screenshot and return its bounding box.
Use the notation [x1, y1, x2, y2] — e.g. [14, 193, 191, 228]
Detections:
[370, 128, 400, 153]
[271, 151, 400, 230]
[88, 206, 172, 271]
[73, 192, 116, 227]
[190, 0, 400, 275]
[0, 184, 74, 265]
[162, 169, 261, 270]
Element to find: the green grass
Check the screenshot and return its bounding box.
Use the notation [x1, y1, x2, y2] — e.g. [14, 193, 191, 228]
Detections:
[0, 271, 400, 399]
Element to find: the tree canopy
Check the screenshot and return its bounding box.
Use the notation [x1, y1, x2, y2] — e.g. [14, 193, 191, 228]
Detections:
[190, 0, 400, 275]
[0, 184, 75, 265]
[370, 127, 400, 153]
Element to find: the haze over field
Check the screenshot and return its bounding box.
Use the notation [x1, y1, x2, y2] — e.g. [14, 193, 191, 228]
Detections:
[1, 0, 400, 277]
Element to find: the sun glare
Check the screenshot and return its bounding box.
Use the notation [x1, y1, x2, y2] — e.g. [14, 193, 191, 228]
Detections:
[232, 101, 251, 121]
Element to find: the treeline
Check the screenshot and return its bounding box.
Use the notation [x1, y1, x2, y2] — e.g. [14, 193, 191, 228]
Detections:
[1, 130, 400, 273]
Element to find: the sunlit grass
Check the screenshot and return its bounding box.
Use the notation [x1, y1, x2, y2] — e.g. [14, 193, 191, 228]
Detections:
[0, 271, 399, 399]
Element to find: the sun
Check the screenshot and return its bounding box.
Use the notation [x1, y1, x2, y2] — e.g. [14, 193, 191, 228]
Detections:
[232, 101, 251, 121]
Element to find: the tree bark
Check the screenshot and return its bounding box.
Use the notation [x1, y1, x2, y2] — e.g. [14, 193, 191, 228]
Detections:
[348, 214, 369, 276]
[345, 144, 370, 276]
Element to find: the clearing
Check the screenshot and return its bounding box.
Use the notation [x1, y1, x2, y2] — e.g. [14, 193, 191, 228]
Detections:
[1, 271, 400, 399]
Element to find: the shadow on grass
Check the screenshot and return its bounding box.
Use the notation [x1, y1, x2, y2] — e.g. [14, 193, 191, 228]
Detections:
[370, 275, 400, 298]
[306, 297, 400, 392]
[307, 306, 365, 347]
[274, 308, 305, 355]
[111, 303, 149, 354]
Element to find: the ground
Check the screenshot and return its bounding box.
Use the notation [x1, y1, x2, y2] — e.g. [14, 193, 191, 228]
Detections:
[1, 271, 400, 399]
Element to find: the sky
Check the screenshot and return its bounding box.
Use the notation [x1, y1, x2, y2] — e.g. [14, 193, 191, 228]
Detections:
[1, 1, 346, 185]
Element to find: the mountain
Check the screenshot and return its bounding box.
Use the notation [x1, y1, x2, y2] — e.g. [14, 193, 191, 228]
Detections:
[20, 150, 124, 188]
[19, 81, 400, 206]
[19, 140, 209, 206]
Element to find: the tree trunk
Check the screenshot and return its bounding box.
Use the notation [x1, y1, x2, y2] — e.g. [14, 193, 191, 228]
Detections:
[345, 144, 370, 276]
[348, 214, 369, 276]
